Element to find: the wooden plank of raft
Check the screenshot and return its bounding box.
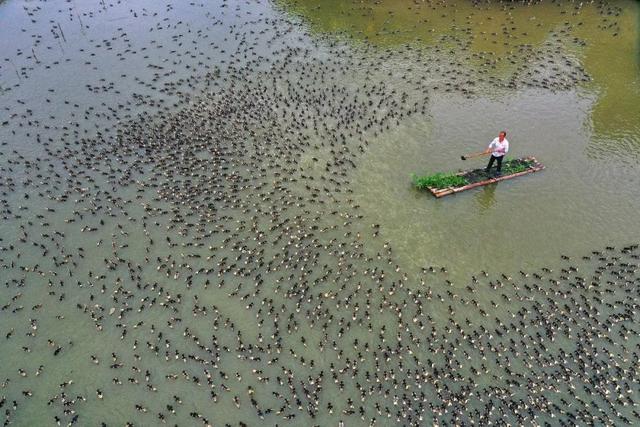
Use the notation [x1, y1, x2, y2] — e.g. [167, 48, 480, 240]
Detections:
[426, 157, 544, 198]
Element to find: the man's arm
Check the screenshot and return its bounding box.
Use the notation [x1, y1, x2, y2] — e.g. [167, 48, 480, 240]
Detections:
[484, 141, 494, 155]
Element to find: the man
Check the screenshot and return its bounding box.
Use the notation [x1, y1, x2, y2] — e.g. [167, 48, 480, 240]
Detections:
[484, 131, 509, 175]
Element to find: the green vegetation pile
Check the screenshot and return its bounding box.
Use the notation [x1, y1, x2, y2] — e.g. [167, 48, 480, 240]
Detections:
[413, 158, 535, 190]
[412, 173, 468, 190]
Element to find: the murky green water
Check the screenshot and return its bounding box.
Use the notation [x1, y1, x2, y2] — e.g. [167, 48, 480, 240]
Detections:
[1, 0, 640, 426]
[281, 0, 640, 146]
[281, 0, 640, 282]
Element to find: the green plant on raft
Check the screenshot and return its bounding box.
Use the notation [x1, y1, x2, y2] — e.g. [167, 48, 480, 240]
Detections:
[500, 159, 534, 175]
[412, 172, 468, 190]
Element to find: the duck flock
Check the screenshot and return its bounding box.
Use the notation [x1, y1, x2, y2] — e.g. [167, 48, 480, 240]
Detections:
[1, 0, 638, 426]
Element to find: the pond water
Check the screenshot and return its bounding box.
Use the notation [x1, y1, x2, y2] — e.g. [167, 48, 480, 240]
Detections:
[1, 0, 639, 426]
[281, 0, 640, 282]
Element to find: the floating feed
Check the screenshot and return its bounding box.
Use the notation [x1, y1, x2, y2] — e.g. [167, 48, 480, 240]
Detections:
[413, 157, 544, 198]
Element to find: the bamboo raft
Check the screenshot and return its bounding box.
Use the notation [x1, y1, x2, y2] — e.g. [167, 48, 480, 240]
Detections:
[427, 156, 544, 198]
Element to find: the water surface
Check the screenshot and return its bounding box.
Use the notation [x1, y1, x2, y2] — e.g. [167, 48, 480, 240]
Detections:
[1, 0, 640, 426]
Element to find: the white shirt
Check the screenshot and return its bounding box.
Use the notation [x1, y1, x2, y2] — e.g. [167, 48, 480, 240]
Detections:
[488, 137, 509, 157]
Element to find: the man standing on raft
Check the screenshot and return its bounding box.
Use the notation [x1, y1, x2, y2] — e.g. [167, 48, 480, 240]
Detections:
[484, 131, 509, 176]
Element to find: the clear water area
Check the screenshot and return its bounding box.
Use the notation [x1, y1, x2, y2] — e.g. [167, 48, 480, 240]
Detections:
[1, 0, 640, 426]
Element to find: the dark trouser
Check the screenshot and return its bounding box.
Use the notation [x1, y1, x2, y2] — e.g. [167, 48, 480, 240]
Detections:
[486, 155, 504, 173]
